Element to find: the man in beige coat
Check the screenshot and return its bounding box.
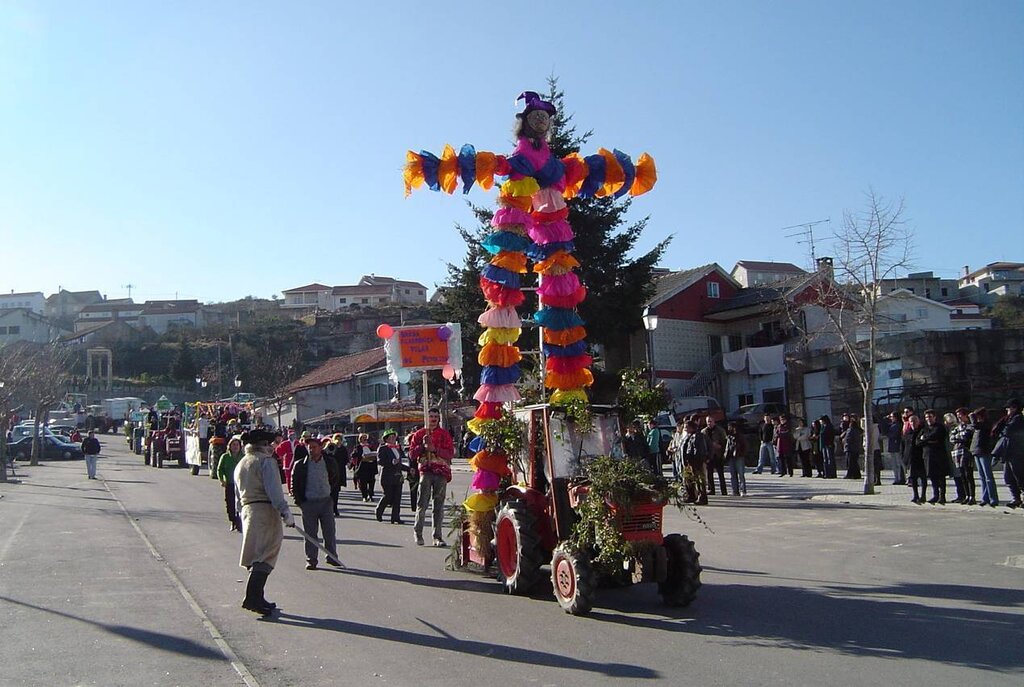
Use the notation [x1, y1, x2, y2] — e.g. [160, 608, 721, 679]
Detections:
[234, 428, 294, 616]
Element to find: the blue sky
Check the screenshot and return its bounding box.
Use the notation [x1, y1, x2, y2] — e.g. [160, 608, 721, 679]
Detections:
[1, 1, 1021, 304]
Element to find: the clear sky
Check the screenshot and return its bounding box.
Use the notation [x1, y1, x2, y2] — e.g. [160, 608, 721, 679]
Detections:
[1, 1, 1021, 304]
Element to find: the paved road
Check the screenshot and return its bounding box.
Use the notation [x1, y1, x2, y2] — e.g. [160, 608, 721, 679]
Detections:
[1, 437, 1022, 686]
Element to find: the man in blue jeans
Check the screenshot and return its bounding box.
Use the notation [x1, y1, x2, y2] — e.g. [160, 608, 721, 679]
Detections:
[753, 414, 776, 474]
[81, 430, 101, 479]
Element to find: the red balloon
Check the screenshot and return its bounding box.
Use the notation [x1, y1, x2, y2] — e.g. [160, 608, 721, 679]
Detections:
[376, 323, 394, 339]
[442, 364, 456, 381]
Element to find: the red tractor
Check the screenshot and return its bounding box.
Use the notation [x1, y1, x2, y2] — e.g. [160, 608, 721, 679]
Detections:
[460, 404, 702, 615]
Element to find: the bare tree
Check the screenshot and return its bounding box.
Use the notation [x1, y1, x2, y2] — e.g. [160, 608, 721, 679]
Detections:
[0, 345, 38, 481]
[246, 348, 304, 429]
[785, 190, 912, 494]
[22, 344, 73, 466]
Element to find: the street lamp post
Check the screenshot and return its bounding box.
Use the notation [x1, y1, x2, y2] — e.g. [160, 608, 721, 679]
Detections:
[234, 376, 242, 392]
[642, 307, 659, 387]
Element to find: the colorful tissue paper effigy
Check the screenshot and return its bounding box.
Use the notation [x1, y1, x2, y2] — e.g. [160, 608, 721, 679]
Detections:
[405, 90, 657, 543]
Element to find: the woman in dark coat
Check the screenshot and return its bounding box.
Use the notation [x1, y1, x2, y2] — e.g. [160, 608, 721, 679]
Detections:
[916, 409, 949, 504]
[352, 433, 379, 502]
[903, 415, 926, 503]
[375, 430, 408, 523]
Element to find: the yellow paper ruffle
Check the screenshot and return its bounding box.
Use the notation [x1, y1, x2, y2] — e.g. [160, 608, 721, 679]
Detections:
[549, 388, 589, 405]
[630, 153, 657, 196]
[501, 177, 540, 198]
[467, 417, 492, 435]
[403, 151, 424, 197]
[464, 492, 499, 512]
[438, 144, 459, 194]
[476, 151, 497, 191]
[595, 148, 626, 198]
[478, 342, 523, 367]
[491, 251, 528, 273]
[478, 327, 521, 346]
[533, 250, 580, 274]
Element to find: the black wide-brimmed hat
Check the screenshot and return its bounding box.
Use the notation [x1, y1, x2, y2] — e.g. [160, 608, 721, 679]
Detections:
[241, 428, 277, 445]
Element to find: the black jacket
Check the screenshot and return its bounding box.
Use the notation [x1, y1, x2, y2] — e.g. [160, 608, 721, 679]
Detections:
[291, 455, 341, 506]
[81, 437, 101, 455]
[377, 444, 408, 487]
[915, 423, 949, 477]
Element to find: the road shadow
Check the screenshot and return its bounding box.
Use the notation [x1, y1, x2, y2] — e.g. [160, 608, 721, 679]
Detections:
[586, 582, 1024, 671]
[339, 566, 500, 594]
[0, 595, 225, 661]
[269, 611, 659, 679]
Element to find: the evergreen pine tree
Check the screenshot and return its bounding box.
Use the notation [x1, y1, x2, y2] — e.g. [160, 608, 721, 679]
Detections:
[170, 336, 198, 385]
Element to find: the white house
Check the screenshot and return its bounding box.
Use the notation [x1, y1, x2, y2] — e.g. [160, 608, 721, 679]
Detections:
[730, 261, 807, 288]
[0, 291, 45, 315]
[858, 289, 991, 341]
[277, 347, 390, 426]
[958, 262, 1024, 305]
[0, 308, 66, 345]
[137, 300, 204, 334]
[281, 276, 429, 314]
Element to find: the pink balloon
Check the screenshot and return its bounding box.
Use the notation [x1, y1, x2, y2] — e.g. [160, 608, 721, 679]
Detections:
[376, 323, 394, 339]
[442, 364, 455, 381]
[437, 325, 452, 341]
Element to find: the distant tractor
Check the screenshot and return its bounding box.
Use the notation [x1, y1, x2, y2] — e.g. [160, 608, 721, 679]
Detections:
[459, 404, 702, 615]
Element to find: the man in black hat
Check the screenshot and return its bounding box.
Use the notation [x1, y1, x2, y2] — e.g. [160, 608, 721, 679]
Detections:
[234, 428, 294, 615]
[995, 398, 1024, 508]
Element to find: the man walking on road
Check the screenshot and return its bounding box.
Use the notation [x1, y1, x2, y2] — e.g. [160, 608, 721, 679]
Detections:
[409, 408, 453, 547]
[234, 428, 295, 616]
[290, 435, 342, 570]
[81, 430, 101, 479]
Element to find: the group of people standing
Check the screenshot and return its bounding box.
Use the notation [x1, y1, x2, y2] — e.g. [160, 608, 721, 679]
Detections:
[890, 398, 1024, 507]
[223, 409, 456, 616]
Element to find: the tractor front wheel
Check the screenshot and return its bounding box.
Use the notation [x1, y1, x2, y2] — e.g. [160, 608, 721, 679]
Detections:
[551, 543, 597, 615]
[659, 534, 702, 607]
[494, 501, 543, 595]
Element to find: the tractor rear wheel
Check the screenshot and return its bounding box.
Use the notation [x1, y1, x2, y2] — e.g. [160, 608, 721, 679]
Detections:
[494, 501, 543, 595]
[551, 543, 597, 615]
[659, 534, 702, 607]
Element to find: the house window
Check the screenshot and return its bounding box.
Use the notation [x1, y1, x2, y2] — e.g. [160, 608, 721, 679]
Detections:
[338, 298, 347, 304]
[925, 289, 931, 299]
[6, 326, 19, 335]
[361, 298, 369, 304]
[728, 334, 743, 352]
[941, 288, 948, 297]
[0, 326, 7, 335]
[915, 308, 927, 319]
[707, 281, 720, 298]
[983, 283, 990, 292]
[404, 289, 410, 294]
[738, 393, 754, 406]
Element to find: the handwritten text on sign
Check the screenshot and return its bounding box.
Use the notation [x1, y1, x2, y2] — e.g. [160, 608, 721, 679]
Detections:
[398, 327, 450, 369]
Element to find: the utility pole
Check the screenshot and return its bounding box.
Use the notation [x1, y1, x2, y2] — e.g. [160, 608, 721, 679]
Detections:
[122, 283, 136, 300]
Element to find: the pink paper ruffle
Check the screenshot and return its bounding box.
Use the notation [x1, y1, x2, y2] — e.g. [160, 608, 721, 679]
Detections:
[528, 219, 574, 245]
[473, 383, 522, 404]
[530, 187, 567, 215]
[537, 272, 582, 297]
[478, 306, 521, 329]
[471, 469, 502, 491]
[492, 207, 532, 229]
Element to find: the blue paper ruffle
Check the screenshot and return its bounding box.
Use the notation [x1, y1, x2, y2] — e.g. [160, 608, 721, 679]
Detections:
[544, 341, 588, 357]
[480, 364, 521, 386]
[459, 144, 476, 194]
[481, 264, 521, 289]
[482, 231, 531, 255]
[534, 307, 584, 330]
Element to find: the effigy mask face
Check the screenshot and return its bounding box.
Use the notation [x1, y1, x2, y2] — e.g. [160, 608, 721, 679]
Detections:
[525, 109, 551, 137]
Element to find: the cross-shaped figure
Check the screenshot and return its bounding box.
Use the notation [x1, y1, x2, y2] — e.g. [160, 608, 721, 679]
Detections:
[405, 90, 657, 438]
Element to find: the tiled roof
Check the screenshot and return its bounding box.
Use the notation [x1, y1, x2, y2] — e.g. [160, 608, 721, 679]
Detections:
[359, 275, 427, 289]
[79, 303, 142, 313]
[282, 283, 331, 294]
[140, 303, 200, 315]
[46, 289, 103, 305]
[734, 261, 805, 273]
[286, 347, 387, 393]
[60, 320, 113, 341]
[331, 285, 393, 296]
[3, 291, 44, 298]
[649, 264, 717, 303]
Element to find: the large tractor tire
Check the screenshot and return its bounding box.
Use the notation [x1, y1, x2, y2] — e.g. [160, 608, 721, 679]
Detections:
[551, 543, 597, 615]
[659, 533, 702, 607]
[494, 500, 544, 595]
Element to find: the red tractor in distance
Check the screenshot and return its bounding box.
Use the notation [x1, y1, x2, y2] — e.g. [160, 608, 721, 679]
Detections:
[460, 404, 702, 615]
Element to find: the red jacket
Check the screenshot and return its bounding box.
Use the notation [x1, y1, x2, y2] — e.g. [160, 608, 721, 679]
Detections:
[409, 426, 454, 481]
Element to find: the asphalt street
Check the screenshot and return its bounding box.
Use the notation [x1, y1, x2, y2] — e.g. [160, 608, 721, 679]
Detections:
[1, 436, 1022, 687]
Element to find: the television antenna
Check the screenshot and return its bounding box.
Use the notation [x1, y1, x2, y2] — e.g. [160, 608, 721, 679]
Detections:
[782, 219, 830, 268]
[122, 283, 136, 299]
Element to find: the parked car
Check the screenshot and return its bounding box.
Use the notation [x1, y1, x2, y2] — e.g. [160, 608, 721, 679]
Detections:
[669, 396, 726, 424]
[8, 435, 84, 461]
[10, 424, 63, 443]
[730, 402, 790, 429]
